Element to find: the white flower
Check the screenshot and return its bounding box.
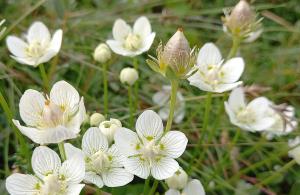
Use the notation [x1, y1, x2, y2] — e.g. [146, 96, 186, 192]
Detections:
[13, 80, 86, 144]
[99, 118, 122, 144]
[64, 127, 134, 188]
[114, 110, 188, 180]
[90, 112, 105, 127]
[6, 146, 85, 195]
[288, 136, 300, 148]
[188, 43, 244, 93]
[165, 167, 188, 190]
[106, 16, 156, 57]
[263, 104, 297, 139]
[224, 87, 275, 132]
[289, 144, 300, 164]
[165, 179, 205, 195]
[120, 67, 139, 85]
[93, 43, 111, 63]
[153, 85, 185, 124]
[6, 21, 63, 67]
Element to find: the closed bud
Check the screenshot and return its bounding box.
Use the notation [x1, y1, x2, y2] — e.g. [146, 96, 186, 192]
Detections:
[99, 118, 122, 144]
[90, 112, 105, 126]
[223, 0, 262, 41]
[93, 43, 111, 63]
[120, 67, 139, 86]
[165, 167, 188, 190]
[147, 28, 196, 79]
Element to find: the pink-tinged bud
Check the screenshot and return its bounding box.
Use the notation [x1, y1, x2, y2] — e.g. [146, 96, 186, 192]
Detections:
[147, 28, 196, 79]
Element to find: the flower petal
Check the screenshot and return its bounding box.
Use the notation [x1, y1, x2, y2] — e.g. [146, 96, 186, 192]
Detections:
[102, 168, 134, 187]
[64, 143, 85, 160]
[165, 189, 181, 195]
[6, 36, 28, 58]
[60, 155, 85, 184]
[188, 73, 213, 92]
[123, 157, 150, 179]
[6, 173, 40, 195]
[112, 19, 131, 42]
[114, 127, 141, 156]
[32, 146, 61, 179]
[160, 131, 188, 158]
[13, 120, 77, 144]
[183, 179, 206, 195]
[248, 97, 271, 114]
[66, 184, 85, 195]
[220, 57, 244, 83]
[27, 21, 51, 44]
[84, 172, 104, 188]
[50, 80, 80, 109]
[19, 89, 45, 126]
[151, 157, 179, 180]
[140, 32, 156, 53]
[50, 29, 63, 53]
[106, 40, 138, 57]
[215, 82, 243, 93]
[136, 110, 163, 142]
[133, 16, 152, 39]
[82, 127, 108, 156]
[107, 144, 124, 167]
[10, 55, 37, 67]
[197, 43, 222, 67]
[65, 97, 86, 134]
[228, 87, 246, 111]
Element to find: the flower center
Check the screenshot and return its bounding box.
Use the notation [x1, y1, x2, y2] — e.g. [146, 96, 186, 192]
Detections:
[40, 100, 64, 128]
[25, 40, 48, 58]
[141, 140, 160, 159]
[236, 107, 256, 124]
[199, 65, 223, 87]
[40, 174, 66, 195]
[124, 33, 141, 51]
[89, 150, 111, 173]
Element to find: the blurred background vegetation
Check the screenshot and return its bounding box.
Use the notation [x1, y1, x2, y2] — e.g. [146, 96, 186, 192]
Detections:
[0, 0, 299, 194]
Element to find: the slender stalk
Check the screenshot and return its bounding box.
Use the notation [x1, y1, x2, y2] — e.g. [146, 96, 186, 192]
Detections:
[4, 132, 10, 176]
[165, 79, 179, 132]
[0, 91, 31, 170]
[102, 63, 108, 115]
[149, 180, 159, 195]
[133, 58, 139, 110]
[58, 142, 66, 161]
[202, 92, 212, 134]
[128, 85, 134, 128]
[227, 35, 241, 59]
[39, 63, 49, 91]
[143, 177, 150, 195]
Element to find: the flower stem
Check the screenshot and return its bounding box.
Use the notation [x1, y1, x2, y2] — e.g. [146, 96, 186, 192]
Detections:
[133, 58, 139, 111]
[227, 35, 241, 59]
[149, 180, 159, 195]
[39, 63, 49, 91]
[165, 79, 179, 132]
[128, 85, 134, 128]
[58, 142, 66, 161]
[143, 177, 150, 195]
[102, 63, 108, 115]
[0, 91, 31, 170]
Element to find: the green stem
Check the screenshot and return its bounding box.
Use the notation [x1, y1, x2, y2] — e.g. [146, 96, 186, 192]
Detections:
[202, 92, 212, 134]
[133, 58, 139, 111]
[259, 159, 296, 186]
[0, 91, 31, 170]
[4, 132, 10, 176]
[102, 63, 108, 115]
[165, 79, 179, 132]
[227, 35, 241, 59]
[143, 177, 150, 195]
[39, 64, 49, 91]
[128, 85, 134, 128]
[58, 142, 66, 161]
[149, 180, 159, 195]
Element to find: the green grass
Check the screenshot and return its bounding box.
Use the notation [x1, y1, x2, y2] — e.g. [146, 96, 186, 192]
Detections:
[0, 0, 299, 194]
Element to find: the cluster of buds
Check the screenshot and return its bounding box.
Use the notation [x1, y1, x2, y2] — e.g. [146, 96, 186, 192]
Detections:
[147, 28, 197, 80]
[222, 0, 263, 42]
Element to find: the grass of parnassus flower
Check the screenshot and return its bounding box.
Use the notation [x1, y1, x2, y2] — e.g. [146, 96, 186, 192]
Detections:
[0, 0, 300, 195]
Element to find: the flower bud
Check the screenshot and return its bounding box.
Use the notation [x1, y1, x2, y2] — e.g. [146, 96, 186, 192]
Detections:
[99, 118, 122, 144]
[93, 43, 111, 63]
[90, 112, 105, 126]
[165, 167, 188, 190]
[147, 28, 196, 79]
[120, 67, 139, 86]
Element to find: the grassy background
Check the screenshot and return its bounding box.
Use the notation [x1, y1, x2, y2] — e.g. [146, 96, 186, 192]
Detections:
[0, 0, 299, 194]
